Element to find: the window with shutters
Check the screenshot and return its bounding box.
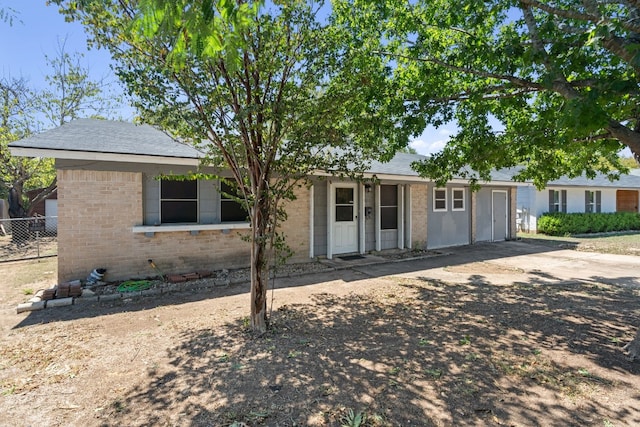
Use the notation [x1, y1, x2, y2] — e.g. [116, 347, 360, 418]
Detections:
[549, 190, 567, 213]
[585, 190, 601, 213]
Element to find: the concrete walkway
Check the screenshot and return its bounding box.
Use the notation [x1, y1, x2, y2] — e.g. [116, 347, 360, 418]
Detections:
[333, 241, 640, 289]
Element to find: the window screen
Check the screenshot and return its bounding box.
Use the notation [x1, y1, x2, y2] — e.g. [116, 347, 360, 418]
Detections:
[160, 179, 198, 223]
[380, 185, 398, 229]
[220, 181, 249, 222]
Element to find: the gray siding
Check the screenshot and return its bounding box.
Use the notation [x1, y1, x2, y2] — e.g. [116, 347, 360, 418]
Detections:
[427, 184, 470, 249]
[143, 173, 159, 225]
[475, 187, 494, 242]
[364, 188, 376, 252]
[313, 179, 328, 256]
[380, 229, 398, 250]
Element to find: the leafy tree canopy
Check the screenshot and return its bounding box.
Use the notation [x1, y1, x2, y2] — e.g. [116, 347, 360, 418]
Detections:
[335, 0, 640, 188]
[1, 40, 119, 210]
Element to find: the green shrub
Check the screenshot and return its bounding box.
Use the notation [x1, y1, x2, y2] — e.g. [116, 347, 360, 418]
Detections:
[537, 212, 640, 236]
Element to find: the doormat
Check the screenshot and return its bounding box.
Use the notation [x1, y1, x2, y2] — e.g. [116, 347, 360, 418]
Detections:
[338, 255, 365, 261]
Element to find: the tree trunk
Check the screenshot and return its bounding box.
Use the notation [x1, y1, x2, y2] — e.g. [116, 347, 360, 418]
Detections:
[623, 327, 640, 361]
[250, 196, 270, 334]
[26, 178, 57, 217]
[606, 121, 640, 164]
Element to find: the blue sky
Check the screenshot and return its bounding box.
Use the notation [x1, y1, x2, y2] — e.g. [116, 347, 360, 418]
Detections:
[0, 1, 448, 154]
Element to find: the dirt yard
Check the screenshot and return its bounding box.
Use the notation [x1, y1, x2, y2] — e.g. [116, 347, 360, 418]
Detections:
[1, 242, 639, 426]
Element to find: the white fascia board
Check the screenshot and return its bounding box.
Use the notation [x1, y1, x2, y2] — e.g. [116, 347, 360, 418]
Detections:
[9, 147, 200, 166]
[311, 170, 521, 187]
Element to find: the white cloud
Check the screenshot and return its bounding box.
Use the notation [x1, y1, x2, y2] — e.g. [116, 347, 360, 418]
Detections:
[409, 138, 448, 156]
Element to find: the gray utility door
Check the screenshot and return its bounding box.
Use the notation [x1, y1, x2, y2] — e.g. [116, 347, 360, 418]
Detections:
[332, 184, 359, 254]
[492, 190, 508, 241]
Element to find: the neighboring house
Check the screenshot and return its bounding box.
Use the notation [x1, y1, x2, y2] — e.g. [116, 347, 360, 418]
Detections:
[25, 188, 58, 233]
[10, 119, 520, 282]
[517, 172, 640, 232]
[25, 188, 57, 217]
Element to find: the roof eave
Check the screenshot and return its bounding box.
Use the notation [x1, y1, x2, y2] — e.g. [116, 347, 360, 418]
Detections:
[311, 170, 521, 186]
[9, 146, 201, 166]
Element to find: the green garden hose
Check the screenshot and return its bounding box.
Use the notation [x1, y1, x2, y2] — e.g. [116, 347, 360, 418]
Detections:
[117, 280, 153, 293]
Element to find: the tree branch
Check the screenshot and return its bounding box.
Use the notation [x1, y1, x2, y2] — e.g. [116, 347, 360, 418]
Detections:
[521, 0, 640, 34]
[374, 50, 542, 89]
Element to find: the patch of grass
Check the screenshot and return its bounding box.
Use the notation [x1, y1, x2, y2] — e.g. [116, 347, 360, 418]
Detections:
[425, 368, 443, 379]
[1, 384, 15, 396]
[241, 316, 250, 329]
[341, 408, 366, 427]
[518, 231, 640, 256]
[112, 399, 126, 413]
[418, 338, 431, 346]
[287, 350, 300, 358]
[492, 352, 611, 400]
[1, 258, 57, 289]
[459, 335, 471, 345]
[22, 288, 34, 295]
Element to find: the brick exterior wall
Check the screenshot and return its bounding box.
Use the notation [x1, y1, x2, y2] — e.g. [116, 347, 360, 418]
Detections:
[510, 187, 517, 239]
[57, 169, 249, 282]
[410, 183, 428, 249]
[278, 183, 311, 262]
[470, 190, 477, 243]
[57, 169, 312, 282]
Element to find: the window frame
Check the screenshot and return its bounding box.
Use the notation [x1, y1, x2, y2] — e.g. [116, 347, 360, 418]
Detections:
[452, 188, 465, 211]
[549, 190, 560, 213]
[380, 184, 398, 230]
[585, 190, 596, 213]
[548, 189, 567, 213]
[159, 179, 199, 224]
[585, 190, 601, 213]
[433, 188, 447, 212]
[334, 186, 355, 222]
[219, 181, 249, 223]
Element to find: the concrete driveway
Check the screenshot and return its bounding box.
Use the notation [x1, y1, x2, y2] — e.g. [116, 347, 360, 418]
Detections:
[346, 240, 640, 289]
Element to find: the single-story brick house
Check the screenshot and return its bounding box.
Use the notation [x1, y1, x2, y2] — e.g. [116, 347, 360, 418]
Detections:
[516, 171, 640, 232]
[10, 119, 520, 282]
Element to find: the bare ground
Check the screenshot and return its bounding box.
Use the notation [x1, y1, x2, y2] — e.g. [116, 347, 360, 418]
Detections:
[0, 242, 639, 426]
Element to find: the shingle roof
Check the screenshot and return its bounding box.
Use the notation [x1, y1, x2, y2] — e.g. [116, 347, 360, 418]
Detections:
[8, 118, 202, 159]
[546, 173, 640, 188]
[366, 152, 426, 177]
[15, 119, 635, 188]
[496, 165, 640, 188]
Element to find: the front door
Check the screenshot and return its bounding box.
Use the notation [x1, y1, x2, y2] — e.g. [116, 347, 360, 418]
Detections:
[492, 190, 508, 242]
[332, 185, 358, 254]
[617, 190, 639, 212]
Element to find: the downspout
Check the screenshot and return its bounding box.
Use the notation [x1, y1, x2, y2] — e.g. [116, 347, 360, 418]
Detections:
[359, 182, 365, 254]
[309, 183, 314, 259]
[398, 185, 404, 249]
[405, 185, 412, 249]
[327, 180, 333, 259]
[375, 184, 381, 252]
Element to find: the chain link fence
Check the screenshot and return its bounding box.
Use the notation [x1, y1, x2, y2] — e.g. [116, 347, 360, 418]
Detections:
[0, 216, 58, 262]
